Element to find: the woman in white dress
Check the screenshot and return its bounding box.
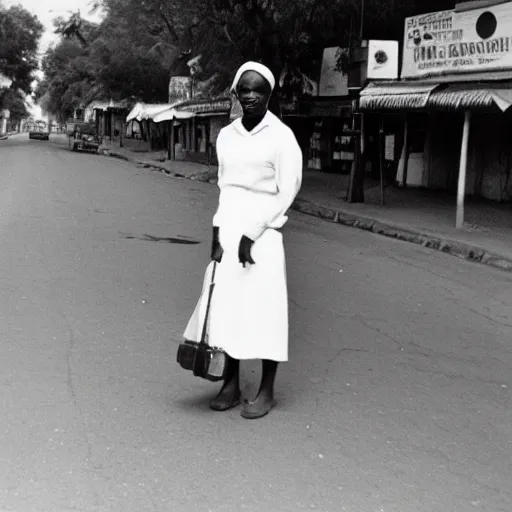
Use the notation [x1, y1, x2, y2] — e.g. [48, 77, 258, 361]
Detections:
[185, 62, 302, 419]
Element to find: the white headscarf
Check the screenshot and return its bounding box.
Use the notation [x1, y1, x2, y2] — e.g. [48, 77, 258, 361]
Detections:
[230, 61, 276, 94]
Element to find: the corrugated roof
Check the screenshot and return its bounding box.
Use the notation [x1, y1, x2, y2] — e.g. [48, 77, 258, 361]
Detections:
[175, 96, 231, 115]
[428, 87, 495, 111]
[359, 82, 439, 111]
[360, 93, 432, 111]
[359, 81, 512, 112]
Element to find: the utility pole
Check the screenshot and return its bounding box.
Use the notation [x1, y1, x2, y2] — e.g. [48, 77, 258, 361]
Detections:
[347, 0, 367, 204]
[360, 0, 365, 39]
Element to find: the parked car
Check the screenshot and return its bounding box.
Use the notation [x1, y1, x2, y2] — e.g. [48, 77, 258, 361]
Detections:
[29, 130, 50, 140]
[70, 122, 101, 153]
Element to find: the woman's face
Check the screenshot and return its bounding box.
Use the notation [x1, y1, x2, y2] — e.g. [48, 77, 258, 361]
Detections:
[236, 71, 272, 119]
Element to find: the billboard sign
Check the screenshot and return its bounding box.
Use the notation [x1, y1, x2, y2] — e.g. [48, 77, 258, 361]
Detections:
[402, 2, 512, 79]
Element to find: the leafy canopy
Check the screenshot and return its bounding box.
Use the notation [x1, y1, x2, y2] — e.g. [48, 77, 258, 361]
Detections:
[38, 0, 458, 119]
[0, 3, 44, 93]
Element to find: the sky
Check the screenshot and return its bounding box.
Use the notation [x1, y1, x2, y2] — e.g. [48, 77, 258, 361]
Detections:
[5, 0, 103, 56]
[3, 0, 103, 117]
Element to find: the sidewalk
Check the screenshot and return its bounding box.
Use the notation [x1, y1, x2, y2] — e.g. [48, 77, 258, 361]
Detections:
[101, 141, 512, 272]
[0, 130, 19, 139]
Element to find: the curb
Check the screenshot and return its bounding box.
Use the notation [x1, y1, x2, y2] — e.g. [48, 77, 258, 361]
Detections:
[103, 149, 512, 273]
[291, 198, 512, 272]
[104, 150, 218, 183]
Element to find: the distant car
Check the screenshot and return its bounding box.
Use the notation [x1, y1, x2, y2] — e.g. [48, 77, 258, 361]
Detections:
[29, 130, 50, 140]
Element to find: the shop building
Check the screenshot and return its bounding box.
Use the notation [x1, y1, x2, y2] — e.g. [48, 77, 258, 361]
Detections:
[359, 0, 512, 227]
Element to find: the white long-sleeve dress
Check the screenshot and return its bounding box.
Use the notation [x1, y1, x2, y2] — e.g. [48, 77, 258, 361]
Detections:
[184, 111, 302, 362]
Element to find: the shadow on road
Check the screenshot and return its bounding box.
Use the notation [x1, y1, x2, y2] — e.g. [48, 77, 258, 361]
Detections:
[120, 232, 201, 245]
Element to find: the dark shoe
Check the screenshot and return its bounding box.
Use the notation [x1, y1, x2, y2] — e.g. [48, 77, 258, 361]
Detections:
[240, 397, 275, 420]
[210, 389, 241, 412]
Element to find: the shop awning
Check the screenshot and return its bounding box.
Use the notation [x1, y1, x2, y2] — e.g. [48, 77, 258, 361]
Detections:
[152, 108, 195, 123]
[174, 97, 231, 115]
[427, 82, 512, 112]
[90, 101, 111, 111]
[92, 100, 130, 112]
[126, 103, 178, 122]
[359, 82, 440, 111]
[360, 81, 512, 113]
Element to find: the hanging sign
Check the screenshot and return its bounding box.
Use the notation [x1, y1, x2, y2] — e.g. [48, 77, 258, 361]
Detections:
[319, 47, 349, 97]
[402, 2, 512, 79]
[169, 77, 191, 103]
[367, 40, 399, 80]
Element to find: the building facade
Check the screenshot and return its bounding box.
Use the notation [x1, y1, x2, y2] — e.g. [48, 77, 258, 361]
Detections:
[359, 0, 512, 225]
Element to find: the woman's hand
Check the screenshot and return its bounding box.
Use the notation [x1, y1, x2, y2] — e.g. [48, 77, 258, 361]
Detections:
[211, 227, 224, 263]
[238, 235, 255, 267]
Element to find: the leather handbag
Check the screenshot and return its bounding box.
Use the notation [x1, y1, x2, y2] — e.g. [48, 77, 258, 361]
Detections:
[177, 262, 229, 382]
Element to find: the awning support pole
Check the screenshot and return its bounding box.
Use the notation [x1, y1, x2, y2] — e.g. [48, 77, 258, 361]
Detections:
[169, 121, 175, 160]
[402, 114, 409, 188]
[166, 121, 171, 160]
[379, 119, 385, 206]
[456, 111, 471, 229]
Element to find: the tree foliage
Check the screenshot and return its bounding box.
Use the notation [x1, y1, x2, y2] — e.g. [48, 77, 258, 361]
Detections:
[0, 3, 44, 93]
[35, 20, 100, 122]
[0, 2, 43, 118]
[120, 0, 457, 99]
[37, 1, 182, 121]
[0, 87, 29, 120]
[39, 0, 458, 119]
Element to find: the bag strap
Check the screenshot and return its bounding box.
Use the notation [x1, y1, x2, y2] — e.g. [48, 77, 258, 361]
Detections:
[199, 261, 217, 345]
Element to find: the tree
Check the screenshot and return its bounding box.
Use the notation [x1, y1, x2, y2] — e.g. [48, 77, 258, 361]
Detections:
[119, 0, 458, 110]
[54, 12, 89, 47]
[0, 87, 29, 120]
[39, 0, 459, 120]
[87, 1, 175, 101]
[0, 4, 44, 93]
[205, 0, 458, 91]
[37, 2, 180, 119]
[35, 35, 95, 121]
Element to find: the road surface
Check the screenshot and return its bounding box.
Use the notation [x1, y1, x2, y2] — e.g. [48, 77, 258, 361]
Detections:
[1, 133, 511, 512]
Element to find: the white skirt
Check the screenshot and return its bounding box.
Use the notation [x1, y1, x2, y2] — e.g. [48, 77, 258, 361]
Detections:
[183, 224, 288, 362]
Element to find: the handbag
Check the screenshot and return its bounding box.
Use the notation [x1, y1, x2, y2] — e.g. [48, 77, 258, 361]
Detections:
[177, 262, 229, 382]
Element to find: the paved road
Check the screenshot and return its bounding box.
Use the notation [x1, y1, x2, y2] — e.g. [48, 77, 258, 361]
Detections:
[1, 133, 511, 512]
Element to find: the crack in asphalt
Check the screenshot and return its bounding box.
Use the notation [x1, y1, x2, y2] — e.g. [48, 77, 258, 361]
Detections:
[399, 364, 509, 388]
[385, 252, 512, 307]
[466, 306, 512, 329]
[327, 347, 369, 364]
[35, 224, 99, 497]
[355, 316, 405, 352]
